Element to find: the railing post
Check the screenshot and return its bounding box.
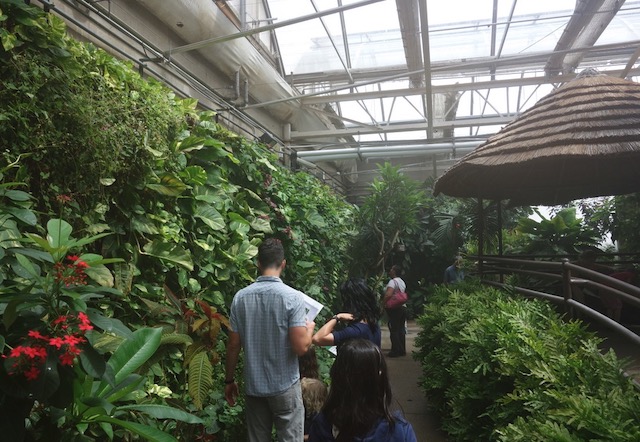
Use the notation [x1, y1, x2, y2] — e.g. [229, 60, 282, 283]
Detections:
[561, 258, 573, 318]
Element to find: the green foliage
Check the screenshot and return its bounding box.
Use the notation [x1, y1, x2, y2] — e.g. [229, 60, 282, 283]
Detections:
[351, 163, 425, 277]
[0, 1, 355, 438]
[507, 207, 599, 255]
[613, 193, 640, 253]
[414, 283, 640, 441]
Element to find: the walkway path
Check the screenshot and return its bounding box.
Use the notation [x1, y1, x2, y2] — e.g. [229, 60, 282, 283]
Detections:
[382, 320, 448, 441]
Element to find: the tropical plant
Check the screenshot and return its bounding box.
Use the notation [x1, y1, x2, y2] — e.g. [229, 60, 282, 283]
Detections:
[1, 1, 356, 438]
[508, 207, 599, 255]
[351, 163, 425, 278]
[414, 283, 640, 441]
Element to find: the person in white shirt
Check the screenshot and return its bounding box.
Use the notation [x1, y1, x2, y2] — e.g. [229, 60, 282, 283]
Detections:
[382, 265, 407, 357]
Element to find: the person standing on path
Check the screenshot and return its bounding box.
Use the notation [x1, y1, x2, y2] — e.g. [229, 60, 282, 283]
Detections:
[224, 238, 315, 442]
[443, 256, 465, 285]
[383, 265, 407, 358]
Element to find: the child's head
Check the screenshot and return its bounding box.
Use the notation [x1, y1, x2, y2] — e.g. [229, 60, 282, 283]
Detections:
[299, 346, 320, 379]
[301, 377, 328, 417]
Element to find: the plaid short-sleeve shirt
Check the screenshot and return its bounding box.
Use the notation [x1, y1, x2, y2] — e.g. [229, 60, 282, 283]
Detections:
[230, 276, 306, 397]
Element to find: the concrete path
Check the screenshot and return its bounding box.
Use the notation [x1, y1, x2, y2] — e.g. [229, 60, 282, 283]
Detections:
[382, 321, 448, 441]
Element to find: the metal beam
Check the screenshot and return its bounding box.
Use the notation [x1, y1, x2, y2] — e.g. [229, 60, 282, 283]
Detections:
[620, 45, 640, 78]
[161, 0, 384, 57]
[286, 39, 640, 85]
[291, 115, 517, 139]
[310, 0, 353, 83]
[297, 67, 640, 105]
[418, 0, 434, 137]
[497, 0, 518, 58]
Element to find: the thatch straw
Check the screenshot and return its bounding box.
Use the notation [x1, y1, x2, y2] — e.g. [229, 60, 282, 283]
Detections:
[434, 72, 640, 205]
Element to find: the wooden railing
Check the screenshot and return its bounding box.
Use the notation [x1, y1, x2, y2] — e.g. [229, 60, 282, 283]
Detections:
[471, 255, 640, 347]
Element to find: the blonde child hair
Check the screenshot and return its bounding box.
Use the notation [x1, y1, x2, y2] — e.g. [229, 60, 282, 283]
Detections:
[301, 377, 328, 418]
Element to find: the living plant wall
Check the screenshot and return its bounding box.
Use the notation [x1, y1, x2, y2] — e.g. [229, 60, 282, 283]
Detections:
[0, 0, 354, 439]
[415, 283, 640, 441]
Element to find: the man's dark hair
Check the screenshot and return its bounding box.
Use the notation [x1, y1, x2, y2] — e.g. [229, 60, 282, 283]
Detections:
[258, 238, 285, 269]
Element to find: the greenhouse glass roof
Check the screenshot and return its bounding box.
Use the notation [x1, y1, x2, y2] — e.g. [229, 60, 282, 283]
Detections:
[66, 0, 638, 199]
[230, 0, 640, 155]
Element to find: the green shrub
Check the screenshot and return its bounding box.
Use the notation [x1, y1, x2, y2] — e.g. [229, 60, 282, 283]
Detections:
[0, 1, 355, 439]
[415, 283, 640, 441]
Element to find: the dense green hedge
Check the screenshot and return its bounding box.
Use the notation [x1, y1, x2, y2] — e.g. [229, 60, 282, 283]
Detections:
[415, 283, 640, 441]
[0, 1, 352, 439]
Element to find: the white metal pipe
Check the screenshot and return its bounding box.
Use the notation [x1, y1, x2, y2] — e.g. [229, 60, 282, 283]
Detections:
[296, 141, 481, 158]
[298, 146, 479, 162]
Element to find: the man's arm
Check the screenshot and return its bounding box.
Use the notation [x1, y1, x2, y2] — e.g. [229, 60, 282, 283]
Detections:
[289, 320, 315, 356]
[224, 331, 241, 406]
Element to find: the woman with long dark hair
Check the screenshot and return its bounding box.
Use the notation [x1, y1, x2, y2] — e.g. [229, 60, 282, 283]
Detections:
[312, 278, 381, 348]
[308, 339, 417, 442]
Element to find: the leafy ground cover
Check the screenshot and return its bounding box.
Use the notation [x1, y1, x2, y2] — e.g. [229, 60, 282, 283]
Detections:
[415, 282, 640, 441]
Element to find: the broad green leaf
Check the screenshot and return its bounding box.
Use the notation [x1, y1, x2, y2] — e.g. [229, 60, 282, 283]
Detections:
[7, 207, 36, 226]
[15, 253, 41, 280]
[87, 332, 124, 353]
[93, 416, 177, 442]
[256, 157, 277, 171]
[131, 217, 159, 235]
[87, 309, 133, 338]
[296, 261, 315, 269]
[11, 247, 54, 263]
[79, 345, 107, 379]
[179, 166, 207, 186]
[306, 211, 327, 229]
[194, 205, 225, 231]
[146, 173, 186, 196]
[108, 327, 162, 385]
[142, 240, 194, 271]
[160, 333, 193, 346]
[100, 178, 116, 186]
[188, 351, 213, 410]
[3, 299, 19, 329]
[81, 396, 115, 414]
[176, 136, 205, 152]
[46, 218, 73, 249]
[233, 241, 259, 262]
[98, 422, 114, 440]
[2, 190, 31, 202]
[117, 404, 204, 424]
[1, 30, 17, 52]
[85, 265, 114, 288]
[250, 217, 272, 233]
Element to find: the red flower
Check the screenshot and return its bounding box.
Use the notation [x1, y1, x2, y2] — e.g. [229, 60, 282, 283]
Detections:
[48, 337, 65, 349]
[75, 260, 89, 269]
[59, 353, 75, 366]
[23, 346, 46, 360]
[9, 346, 25, 358]
[27, 330, 48, 340]
[24, 366, 40, 380]
[63, 335, 82, 346]
[67, 255, 80, 262]
[77, 311, 90, 324]
[78, 323, 93, 331]
[52, 316, 68, 326]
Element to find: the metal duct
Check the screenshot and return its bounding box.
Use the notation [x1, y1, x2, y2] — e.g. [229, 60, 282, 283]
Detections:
[134, 0, 332, 135]
[296, 141, 482, 162]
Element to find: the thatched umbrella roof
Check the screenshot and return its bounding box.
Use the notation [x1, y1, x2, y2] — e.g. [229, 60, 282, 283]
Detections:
[434, 71, 640, 205]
